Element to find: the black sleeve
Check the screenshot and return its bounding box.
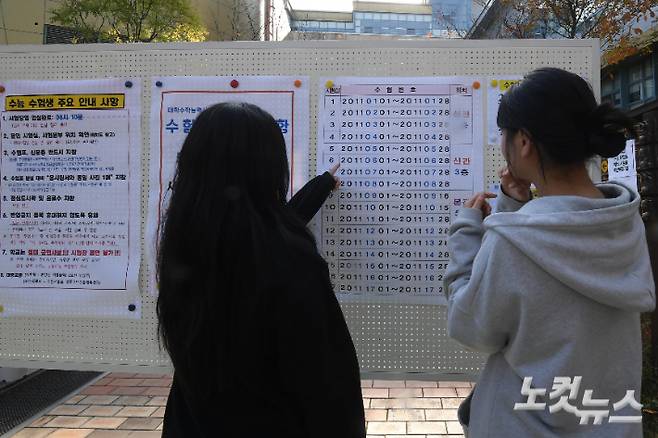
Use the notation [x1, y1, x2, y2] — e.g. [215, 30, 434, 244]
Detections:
[274, 258, 366, 438]
[287, 172, 336, 224]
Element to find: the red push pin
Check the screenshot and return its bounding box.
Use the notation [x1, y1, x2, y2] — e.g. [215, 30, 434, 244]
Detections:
[230, 79, 239, 89]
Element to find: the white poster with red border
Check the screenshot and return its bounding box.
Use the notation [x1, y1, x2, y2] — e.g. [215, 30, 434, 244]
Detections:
[147, 76, 310, 293]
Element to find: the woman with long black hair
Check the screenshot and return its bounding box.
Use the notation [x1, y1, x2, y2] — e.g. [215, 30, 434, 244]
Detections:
[157, 102, 365, 437]
[445, 68, 655, 437]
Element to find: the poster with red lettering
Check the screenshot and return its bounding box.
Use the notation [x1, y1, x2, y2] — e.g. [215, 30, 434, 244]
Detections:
[147, 76, 310, 294]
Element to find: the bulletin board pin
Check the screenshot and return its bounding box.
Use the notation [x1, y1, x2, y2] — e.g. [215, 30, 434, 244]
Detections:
[230, 79, 240, 89]
[294, 79, 302, 88]
[0, 85, 5, 93]
[155, 81, 163, 88]
[124, 81, 133, 88]
[490, 79, 498, 88]
[472, 81, 481, 90]
[128, 304, 136, 312]
[325, 80, 334, 89]
[0, 305, 4, 313]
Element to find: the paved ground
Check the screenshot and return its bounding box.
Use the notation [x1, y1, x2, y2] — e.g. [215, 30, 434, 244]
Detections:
[10, 373, 473, 437]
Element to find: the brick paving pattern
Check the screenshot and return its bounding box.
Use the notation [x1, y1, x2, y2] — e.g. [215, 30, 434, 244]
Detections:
[11, 373, 473, 437]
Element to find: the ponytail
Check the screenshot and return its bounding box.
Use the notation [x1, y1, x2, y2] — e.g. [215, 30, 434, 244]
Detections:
[585, 103, 635, 158]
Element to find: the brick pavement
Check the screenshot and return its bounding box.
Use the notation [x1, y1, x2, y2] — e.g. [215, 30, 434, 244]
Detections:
[11, 373, 473, 437]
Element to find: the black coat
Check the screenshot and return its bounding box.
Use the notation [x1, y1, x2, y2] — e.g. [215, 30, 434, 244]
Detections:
[162, 172, 366, 438]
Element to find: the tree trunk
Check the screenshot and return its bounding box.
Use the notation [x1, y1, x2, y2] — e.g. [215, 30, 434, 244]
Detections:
[636, 111, 658, 367]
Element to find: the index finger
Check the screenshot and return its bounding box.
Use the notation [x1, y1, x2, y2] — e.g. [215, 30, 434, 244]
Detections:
[329, 162, 340, 175]
[473, 192, 496, 209]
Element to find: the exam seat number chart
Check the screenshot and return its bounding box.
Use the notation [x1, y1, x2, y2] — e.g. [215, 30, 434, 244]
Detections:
[316, 77, 483, 304]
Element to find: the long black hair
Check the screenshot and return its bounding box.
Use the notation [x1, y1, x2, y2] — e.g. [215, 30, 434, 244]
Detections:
[156, 102, 314, 396]
[497, 67, 635, 171]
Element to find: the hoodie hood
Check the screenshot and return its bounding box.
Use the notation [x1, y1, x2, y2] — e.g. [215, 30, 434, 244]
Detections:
[484, 181, 655, 312]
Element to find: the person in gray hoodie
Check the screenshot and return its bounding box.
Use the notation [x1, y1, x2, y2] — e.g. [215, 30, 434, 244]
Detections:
[444, 67, 656, 438]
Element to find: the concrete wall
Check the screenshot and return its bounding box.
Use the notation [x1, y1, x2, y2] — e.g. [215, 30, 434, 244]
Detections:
[0, 0, 58, 44]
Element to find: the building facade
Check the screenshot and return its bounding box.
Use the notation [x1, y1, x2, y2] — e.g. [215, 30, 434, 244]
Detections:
[430, 0, 472, 33]
[0, 0, 289, 44]
[194, 0, 290, 41]
[287, 0, 482, 39]
[602, 45, 657, 119]
[0, 0, 59, 44]
[288, 1, 433, 38]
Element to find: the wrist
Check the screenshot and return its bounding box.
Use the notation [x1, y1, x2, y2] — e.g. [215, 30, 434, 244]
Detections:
[501, 185, 531, 203]
[460, 207, 484, 222]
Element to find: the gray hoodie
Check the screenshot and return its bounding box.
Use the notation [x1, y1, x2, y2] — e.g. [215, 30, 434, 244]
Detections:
[444, 182, 655, 438]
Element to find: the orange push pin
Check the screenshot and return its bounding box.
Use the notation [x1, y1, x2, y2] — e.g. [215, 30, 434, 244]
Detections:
[325, 80, 334, 89]
[473, 81, 481, 90]
[0, 85, 5, 93]
[490, 79, 498, 88]
[294, 79, 302, 88]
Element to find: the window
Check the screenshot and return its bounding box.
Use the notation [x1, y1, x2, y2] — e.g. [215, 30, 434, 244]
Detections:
[645, 59, 655, 99]
[628, 58, 655, 105]
[373, 13, 381, 20]
[602, 75, 621, 107]
[43, 24, 76, 44]
[364, 26, 373, 33]
[407, 28, 416, 35]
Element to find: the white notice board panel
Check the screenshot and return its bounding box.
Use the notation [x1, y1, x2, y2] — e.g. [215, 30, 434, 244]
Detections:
[0, 40, 599, 377]
[0, 79, 142, 319]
